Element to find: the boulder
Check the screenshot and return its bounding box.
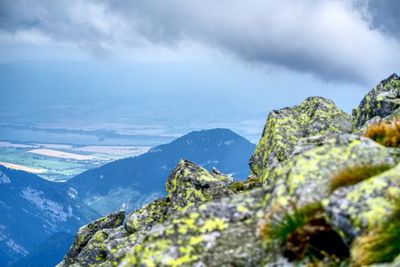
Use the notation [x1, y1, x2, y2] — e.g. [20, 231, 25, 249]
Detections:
[326, 163, 400, 242]
[165, 159, 234, 212]
[60, 210, 125, 266]
[250, 97, 352, 184]
[266, 134, 396, 208]
[353, 73, 400, 129]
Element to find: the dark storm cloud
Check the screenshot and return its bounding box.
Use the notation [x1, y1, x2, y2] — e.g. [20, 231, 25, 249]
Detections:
[363, 0, 400, 39]
[1, 0, 400, 85]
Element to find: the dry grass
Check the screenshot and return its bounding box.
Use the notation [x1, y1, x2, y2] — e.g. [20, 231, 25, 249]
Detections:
[330, 164, 392, 193]
[364, 119, 400, 147]
[351, 203, 400, 266]
[260, 202, 349, 262]
[228, 176, 261, 193]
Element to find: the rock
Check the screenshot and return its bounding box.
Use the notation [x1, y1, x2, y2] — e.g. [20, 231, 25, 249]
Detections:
[266, 134, 396, 208]
[59, 74, 400, 267]
[250, 97, 352, 184]
[353, 73, 400, 129]
[124, 161, 236, 236]
[61, 210, 125, 265]
[166, 159, 234, 212]
[124, 198, 172, 234]
[119, 189, 268, 267]
[326, 163, 400, 242]
[59, 160, 239, 266]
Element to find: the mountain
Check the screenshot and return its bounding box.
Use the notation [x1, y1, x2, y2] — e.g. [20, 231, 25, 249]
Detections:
[12, 233, 74, 267]
[68, 128, 255, 215]
[0, 166, 99, 266]
[60, 74, 400, 267]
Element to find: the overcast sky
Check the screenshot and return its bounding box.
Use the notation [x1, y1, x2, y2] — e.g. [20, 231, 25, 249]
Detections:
[1, 0, 400, 140]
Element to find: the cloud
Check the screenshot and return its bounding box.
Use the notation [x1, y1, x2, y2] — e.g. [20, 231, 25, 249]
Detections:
[1, 0, 400, 85]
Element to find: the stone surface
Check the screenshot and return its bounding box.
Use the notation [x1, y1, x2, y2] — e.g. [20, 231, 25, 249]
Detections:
[59, 75, 400, 267]
[166, 159, 234, 212]
[353, 73, 400, 129]
[250, 97, 352, 184]
[266, 134, 396, 208]
[326, 163, 400, 242]
[60, 210, 125, 266]
[119, 189, 268, 267]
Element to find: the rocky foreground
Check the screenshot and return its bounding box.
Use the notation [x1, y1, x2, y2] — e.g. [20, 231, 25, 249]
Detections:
[59, 74, 400, 267]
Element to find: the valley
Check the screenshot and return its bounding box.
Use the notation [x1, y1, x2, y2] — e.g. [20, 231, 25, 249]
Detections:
[0, 141, 150, 181]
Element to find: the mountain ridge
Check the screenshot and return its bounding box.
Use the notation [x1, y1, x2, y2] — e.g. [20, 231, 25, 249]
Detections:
[67, 128, 255, 215]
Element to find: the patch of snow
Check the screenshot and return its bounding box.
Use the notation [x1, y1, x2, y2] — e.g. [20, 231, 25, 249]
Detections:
[0, 171, 11, 184]
[67, 187, 78, 199]
[21, 186, 73, 222]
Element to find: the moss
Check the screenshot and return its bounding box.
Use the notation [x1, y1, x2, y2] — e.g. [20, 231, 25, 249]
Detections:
[329, 164, 393, 193]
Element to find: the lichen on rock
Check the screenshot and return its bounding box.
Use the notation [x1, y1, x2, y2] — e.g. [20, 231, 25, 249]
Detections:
[120, 188, 268, 267]
[266, 134, 395, 209]
[60, 210, 125, 266]
[326, 163, 400, 242]
[250, 96, 352, 184]
[166, 159, 234, 212]
[59, 74, 400, 267]
[353, 73, 400, 130]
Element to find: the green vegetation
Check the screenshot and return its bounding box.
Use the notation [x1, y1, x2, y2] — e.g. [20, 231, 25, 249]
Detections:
[228, 176, 261, 193]
[351, 202, 400, 266]
[261, 202, 349, 262]
[329, 164, 392, 193]
[364, 119, 400, 147]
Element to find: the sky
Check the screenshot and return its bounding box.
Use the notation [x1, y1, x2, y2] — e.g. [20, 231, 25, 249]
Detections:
[0, 0, 400, 143]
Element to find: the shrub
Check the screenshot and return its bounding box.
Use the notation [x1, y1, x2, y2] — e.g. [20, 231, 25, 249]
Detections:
[330, 164, 392, 193]
[351, 203, 400, 266]
[364, 119, 400, 147]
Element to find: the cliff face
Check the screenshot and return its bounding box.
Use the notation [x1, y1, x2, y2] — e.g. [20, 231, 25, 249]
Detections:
[59, 74, 400, 267]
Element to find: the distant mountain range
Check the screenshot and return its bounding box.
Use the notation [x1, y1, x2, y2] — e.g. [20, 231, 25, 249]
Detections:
[68, 128, 255, 215]
[0, 167, 99, 266]
[2, 128, 255, 266]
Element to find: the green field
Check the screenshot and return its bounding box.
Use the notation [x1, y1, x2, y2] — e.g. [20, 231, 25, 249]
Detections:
[0, 142, 150, 181]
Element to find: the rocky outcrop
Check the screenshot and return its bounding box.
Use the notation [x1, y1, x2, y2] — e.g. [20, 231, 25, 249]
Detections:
[326, 162, 400, 242]
[266, 134, 396, 208]
[60, 160, 236, 266]
[353, 73, 400, 129]
[250, 97, 352, 184]
[60, 74, 400, 267]
[60, 210, 125, 266]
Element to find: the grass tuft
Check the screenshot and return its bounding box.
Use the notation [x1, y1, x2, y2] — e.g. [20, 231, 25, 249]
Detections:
[364, 119, 400, 147]
[228, 176, 261, 193]
[260, 202, 349, 262]
[329, 164, 392, 193]
[351, 202, 400, 266]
